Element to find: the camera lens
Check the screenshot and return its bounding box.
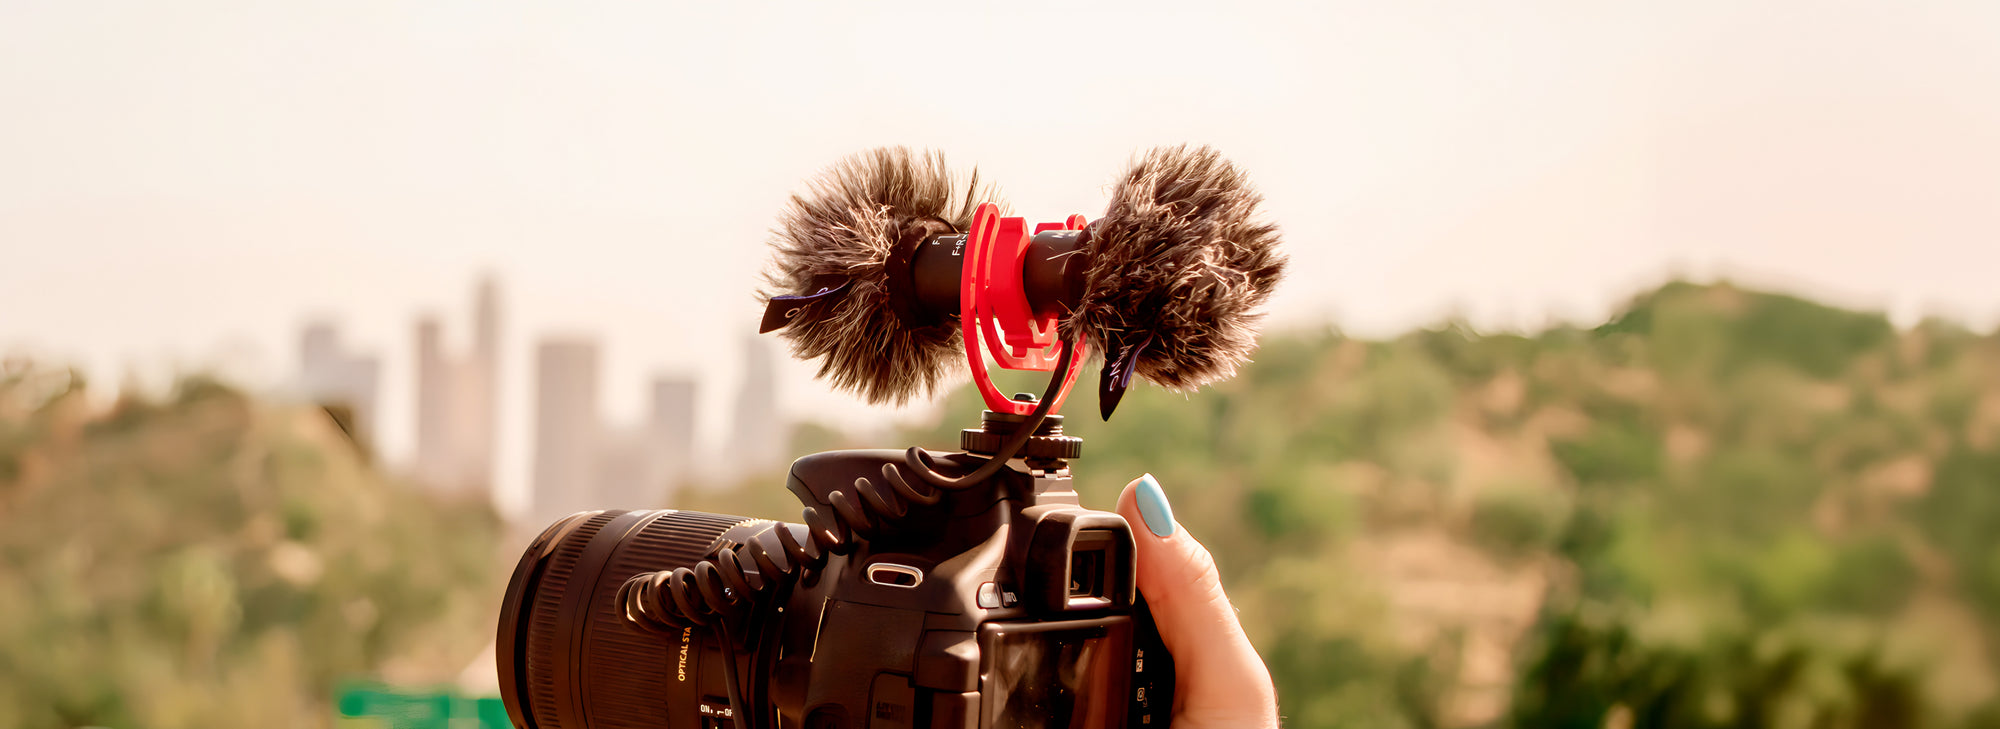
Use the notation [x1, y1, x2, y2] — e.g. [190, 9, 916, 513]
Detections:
[497, 509, 760, 729]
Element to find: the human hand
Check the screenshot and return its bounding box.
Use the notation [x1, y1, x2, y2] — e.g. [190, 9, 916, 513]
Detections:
[1116, 473, 1281, 729]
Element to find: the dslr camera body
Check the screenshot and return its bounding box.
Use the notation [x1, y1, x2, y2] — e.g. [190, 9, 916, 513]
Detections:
[498, 433, 1173, 729]
[495, 147, 1282, 729]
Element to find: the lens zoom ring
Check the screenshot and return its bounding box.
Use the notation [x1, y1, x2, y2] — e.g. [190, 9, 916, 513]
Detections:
[579, 511, 750, 728]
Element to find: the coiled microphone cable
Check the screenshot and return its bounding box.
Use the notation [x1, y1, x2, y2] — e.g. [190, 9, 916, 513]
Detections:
[614, 339, 1075, 729]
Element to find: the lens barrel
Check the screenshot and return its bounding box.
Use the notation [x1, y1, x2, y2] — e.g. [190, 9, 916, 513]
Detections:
[498, 509, 757, 729]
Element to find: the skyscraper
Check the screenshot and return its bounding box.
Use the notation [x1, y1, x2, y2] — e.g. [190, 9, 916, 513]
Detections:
[413, 317, 450, 483]
[531, 338, 600, 526]
[649, 377, 697, 492]
[530, 342, 706, 521]
[297, 320, 380, 445]
[412, 277, 501, 498]
[467, 277, 500, 489]
[727, 334, 782, 476]
[594, 429, 660, 510]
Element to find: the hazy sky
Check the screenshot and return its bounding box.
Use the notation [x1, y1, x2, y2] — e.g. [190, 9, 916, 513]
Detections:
[5, 1, 1997, 516]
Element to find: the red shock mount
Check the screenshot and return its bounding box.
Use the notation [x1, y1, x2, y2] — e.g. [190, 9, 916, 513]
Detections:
[959, 202, 1090, 416]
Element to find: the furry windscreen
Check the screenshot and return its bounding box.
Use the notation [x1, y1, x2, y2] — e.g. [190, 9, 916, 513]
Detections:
[1063, 145, 1287, 391]
[761, 147, 1002, 405]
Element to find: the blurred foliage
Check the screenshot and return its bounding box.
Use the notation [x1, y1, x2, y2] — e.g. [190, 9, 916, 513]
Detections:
[9, 279, 2000, 729]
[0, 363, 502, 729]
[697, 281, 2000, 729]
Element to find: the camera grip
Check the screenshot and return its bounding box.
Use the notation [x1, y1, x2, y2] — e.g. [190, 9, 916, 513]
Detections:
[1129, 592, 1176, 728]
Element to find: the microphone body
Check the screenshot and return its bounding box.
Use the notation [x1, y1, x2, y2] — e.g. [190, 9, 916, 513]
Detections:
[907, 229, 1085, 324]
[762, 145, 1285, 411]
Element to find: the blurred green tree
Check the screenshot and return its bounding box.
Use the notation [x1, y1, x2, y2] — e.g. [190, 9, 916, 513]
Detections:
[0, 364, 501, 729]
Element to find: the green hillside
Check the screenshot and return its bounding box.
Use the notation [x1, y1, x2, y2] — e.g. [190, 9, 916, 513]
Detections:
[7, 280, 2000, 729]
[692, 281, 2000, 729]
[0, 368, 503, 729]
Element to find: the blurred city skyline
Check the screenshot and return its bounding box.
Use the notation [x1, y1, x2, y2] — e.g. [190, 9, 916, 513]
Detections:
[297, 275, 780, 520]
[5, 1, 1999, 516]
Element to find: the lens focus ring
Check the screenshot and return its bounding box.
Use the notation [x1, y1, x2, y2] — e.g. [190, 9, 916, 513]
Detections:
[498, 509, 753, 729]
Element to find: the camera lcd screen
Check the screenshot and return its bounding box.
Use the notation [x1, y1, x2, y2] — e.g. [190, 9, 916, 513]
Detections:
[981, 619, 1132, 729]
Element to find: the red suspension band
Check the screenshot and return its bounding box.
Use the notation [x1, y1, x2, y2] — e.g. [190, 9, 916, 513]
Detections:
[959, 203, 1089, 415]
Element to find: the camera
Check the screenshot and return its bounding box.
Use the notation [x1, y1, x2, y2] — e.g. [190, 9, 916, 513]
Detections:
[495, 416, 1174, 729]
[494, 146, 1283, 729]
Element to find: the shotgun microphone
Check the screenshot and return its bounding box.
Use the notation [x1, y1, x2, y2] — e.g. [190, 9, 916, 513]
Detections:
[761, 145, 1285, 419]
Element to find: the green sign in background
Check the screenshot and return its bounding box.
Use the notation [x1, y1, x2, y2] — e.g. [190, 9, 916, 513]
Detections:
[336, 683, 511, 729]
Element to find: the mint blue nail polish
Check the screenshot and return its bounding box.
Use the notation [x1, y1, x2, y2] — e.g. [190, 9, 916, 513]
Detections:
[1135, 473, 1176, 537]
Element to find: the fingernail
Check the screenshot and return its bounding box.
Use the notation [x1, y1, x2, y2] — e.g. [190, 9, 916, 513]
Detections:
[1135, 473, 1176, 537]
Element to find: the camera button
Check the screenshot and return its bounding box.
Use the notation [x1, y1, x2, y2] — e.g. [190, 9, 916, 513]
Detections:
[866, 563, 924, 588]
[977, 582, 1020, 608]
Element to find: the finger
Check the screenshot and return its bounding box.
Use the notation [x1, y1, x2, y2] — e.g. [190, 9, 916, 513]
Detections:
[1117, 474, 1279, 729]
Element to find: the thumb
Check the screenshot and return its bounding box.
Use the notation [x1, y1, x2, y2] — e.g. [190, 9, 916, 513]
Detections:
[1116, 474, 1279, 729]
